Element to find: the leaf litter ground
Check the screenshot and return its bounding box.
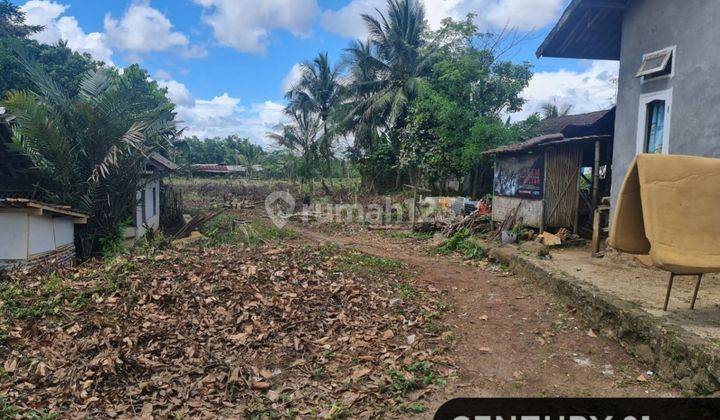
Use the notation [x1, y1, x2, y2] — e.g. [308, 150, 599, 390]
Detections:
[0, 227, 453, 418]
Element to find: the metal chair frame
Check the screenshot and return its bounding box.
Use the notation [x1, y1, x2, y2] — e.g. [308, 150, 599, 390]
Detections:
[663, 272, 704, 311]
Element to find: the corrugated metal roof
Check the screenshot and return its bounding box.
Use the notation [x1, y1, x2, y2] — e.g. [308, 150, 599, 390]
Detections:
[536, 0, 626, 60]
[484, 134, 564, 155]
[484, 108, 615, 155]
[537, 109, 613, 136]
[148, 152, 179, 171]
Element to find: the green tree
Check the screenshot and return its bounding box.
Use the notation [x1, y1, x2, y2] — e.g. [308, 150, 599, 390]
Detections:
[342, 0, 430, 190]
[112, 64, 175, 119]
[540, 101, 572, 119]
[3, 57, 177, 255]
[0, 0, 42, 38]
[0, 1, 101, 99]
[266, 104, 322, 191]
[286, 52, 344, 188]
[175, 135, 266, 168]
[355, 0, 428, 130]
[0, 41, 100, 99]
[398, 16, 534, 195]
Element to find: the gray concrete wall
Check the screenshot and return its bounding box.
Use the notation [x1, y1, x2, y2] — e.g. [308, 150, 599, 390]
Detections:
[612, 0, 720, 210]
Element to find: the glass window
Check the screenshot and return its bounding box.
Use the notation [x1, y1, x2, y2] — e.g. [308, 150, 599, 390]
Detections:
[645, 100, 665, 154]
[636, 48, 673, 78]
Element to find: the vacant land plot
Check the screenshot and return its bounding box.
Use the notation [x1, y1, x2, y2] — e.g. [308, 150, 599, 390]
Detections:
[0, 218, 452, 418]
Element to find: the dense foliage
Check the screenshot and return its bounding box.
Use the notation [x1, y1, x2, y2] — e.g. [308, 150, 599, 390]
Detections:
[175, 135, 264, 165]
[0, 1, 177, 255]
[274, 0, 540, 194]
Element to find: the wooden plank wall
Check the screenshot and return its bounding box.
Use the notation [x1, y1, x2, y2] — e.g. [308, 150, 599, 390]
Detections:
[543, 144, 582, 229]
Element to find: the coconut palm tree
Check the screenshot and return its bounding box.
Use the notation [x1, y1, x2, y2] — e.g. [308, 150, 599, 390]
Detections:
[3, 52, 176, 254]
[266, 104, 322, 192]
[540, 101, 573, 119]
[286, 52, 344, 186]
[342, 40, 382, 155]
[349, 0, 429, 131]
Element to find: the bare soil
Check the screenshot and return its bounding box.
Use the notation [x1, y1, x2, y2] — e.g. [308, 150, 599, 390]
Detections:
[288, 222, 678, 414]
[546, 248, 720, 341]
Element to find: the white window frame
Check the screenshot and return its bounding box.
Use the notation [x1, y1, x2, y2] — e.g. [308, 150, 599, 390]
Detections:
[638, 46, 676, 83]
[636, 88, 673, 155]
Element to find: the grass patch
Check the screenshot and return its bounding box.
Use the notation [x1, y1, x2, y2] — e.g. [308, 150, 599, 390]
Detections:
[436, 229, 486, 260]
[396, 283, 415, 300]
[424, 320, 447, 335]
[328, 402, 348, 419]
[399, 402, 428, 414]
[384, 361, 445, 397]
[312, 367, 327, 379]
[0, 282, 62, 320]
[203, 216, 298, 247]
[333, 249, 403, 278]
[0, 397, 18, 418]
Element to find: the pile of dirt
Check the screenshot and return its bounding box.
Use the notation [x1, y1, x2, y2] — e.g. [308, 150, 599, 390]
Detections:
[0, 242, 451, 418]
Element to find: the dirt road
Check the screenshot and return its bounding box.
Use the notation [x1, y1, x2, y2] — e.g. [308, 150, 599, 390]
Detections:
[290, 224, 676, 413]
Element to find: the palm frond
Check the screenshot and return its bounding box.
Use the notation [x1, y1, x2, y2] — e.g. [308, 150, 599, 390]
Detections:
[89, 122, 146, 182]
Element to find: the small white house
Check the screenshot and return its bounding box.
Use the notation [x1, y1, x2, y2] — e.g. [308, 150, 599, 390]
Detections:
[0, 198, 88, 269]
[124, 152, 178, 240]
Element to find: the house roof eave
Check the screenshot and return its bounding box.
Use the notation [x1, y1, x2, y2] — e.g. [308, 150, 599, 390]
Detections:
[536, 0, 627, 60]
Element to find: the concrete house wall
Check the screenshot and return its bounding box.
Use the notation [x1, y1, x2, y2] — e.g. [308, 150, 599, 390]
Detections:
[133, 178, 161, 238]
[612, 0, 720, 206]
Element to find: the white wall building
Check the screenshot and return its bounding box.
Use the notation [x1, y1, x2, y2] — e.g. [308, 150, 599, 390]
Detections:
[124, 153, 179, 241]
[0, 199, 88, 269]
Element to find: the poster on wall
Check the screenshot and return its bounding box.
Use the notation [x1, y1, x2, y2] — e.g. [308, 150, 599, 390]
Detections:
[494, 154, 544, 199]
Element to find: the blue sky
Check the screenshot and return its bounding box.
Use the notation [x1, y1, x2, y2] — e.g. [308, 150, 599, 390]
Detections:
[17, 0, 618, 147]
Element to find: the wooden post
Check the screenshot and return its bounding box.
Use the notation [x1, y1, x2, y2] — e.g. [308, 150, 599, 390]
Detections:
[411, 187, 418, 231]
[404, 184, 430, 231]
[572, 148, 582, 234]
[591, 208, 601, 256]
[541, 150, 549, 233]
[592, 140, 601, 208]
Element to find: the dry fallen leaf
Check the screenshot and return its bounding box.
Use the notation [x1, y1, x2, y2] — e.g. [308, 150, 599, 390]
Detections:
[0, 231, 450, 418]
[352, 367, 372, 381]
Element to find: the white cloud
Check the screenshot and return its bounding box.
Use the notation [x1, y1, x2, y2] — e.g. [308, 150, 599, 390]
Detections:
[21, 0, 114, 64]
[157, 79, 195, 107]
[104, 1, 205, 58]
[485, 0, 565, 30]
[321, 0, 564, 39]
[281, 63, 304, 94]
[163, 80, 285, 146]
[320, 0, 384, 40]
[194, 0, 320, 54]
[509, 60, 619, 121]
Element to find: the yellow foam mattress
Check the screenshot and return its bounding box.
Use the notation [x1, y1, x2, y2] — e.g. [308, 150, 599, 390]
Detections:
[609, 154, 720, 274]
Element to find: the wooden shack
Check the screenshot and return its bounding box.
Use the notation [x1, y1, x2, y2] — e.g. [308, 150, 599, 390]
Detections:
[485, 109, 615, 234]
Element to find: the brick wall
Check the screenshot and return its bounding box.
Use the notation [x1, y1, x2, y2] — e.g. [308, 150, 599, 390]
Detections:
[0, 243, 76, 271]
